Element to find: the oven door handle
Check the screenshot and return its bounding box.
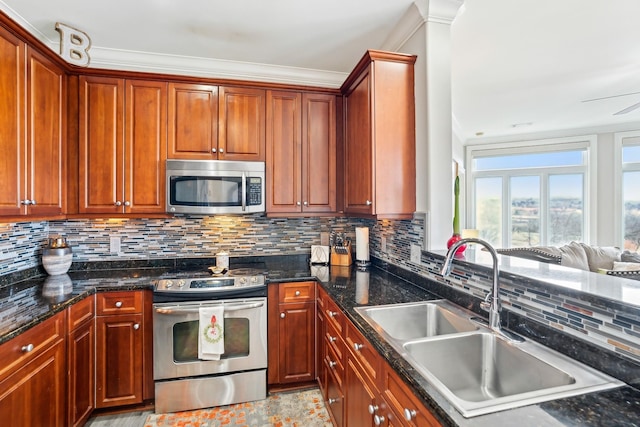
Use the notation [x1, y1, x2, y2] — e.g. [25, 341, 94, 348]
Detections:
[154, 301, 264, 315]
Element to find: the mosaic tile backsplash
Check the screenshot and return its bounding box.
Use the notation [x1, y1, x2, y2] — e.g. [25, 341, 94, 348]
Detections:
[1, 213, 638, 366]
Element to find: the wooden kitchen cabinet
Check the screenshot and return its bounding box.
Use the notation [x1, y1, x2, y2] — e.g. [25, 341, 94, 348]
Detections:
[341, 50, 417, 219]
[95, 291, 145, 408]
[67, 296, 95, 427]
[168, 83, 265, 161]
[266, 90, 337, 215]
[0, 25, 66, 218]
[0, 310, 66, 427]
[268, 282, 316, 385]
[79, 76, 167, 214]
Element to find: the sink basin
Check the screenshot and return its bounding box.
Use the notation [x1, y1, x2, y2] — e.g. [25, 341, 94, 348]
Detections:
[403, 333, 623, 417]
[355, 300, 479, 340]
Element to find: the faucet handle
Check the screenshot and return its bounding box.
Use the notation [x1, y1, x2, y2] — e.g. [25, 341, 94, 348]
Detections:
[480, 292, 492, 312]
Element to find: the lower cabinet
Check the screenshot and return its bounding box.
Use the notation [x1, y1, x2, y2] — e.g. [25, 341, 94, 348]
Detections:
[0, 311, 66, 427]
[67, 296, 95, 426]
[318, 286, 442, 427]
[268, 282, 316, 385]
[95, 291, 145, 408]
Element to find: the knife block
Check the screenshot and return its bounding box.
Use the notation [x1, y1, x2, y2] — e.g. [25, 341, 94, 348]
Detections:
[330, 242, 353, 266]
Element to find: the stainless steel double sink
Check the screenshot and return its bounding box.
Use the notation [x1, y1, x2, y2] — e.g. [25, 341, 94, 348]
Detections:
[355, 300, 623, 418]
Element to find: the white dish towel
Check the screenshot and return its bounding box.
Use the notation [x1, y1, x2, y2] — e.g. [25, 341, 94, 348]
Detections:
[198, 305, 225, 360]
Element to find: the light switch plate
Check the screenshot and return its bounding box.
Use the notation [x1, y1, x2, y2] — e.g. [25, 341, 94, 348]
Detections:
[110, 236, 121, 254]
[381, 236, 387, 253]
[410, 244, 421, 264]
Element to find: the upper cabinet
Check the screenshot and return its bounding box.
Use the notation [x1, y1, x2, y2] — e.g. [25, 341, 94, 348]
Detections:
[168, 83, 265, 161]
[266, 90, 337, 215]
[79, 76, 167, 215]
[341, 50, 417, 219]
[0, 26, 66, 218]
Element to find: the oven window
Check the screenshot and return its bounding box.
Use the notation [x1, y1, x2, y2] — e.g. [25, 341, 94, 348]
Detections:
[172, 318, 250, 362]
[171, 176, 242, 207]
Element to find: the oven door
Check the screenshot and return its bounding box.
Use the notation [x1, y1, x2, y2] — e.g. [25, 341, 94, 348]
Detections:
[153, 297, 267, 380]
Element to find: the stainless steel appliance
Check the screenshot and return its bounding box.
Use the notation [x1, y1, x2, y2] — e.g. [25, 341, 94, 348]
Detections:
[166, 160, 265, 215]
[152, 268, 267, 413]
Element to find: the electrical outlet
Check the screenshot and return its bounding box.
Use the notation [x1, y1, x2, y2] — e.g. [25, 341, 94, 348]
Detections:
[110, 236, 121, 254]
[381, 236, 387, 253]
[410, 244, 421, 264]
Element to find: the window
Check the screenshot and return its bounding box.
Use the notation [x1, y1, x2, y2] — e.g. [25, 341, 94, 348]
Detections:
[467, 137, 594, 248]
[621, 138, 640, 252]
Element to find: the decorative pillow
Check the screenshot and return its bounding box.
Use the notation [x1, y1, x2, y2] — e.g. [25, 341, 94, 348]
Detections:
[621, 250, 640, 263]
[613, 261, 640, 271]
[495, 247, 562, 264]
[558, 242, 590, 271]
[579, 243, 621, 272]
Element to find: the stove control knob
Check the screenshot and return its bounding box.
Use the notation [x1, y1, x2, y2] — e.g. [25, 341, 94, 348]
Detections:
[251, 276, 258, 283]
[177, 280, 186, 288]
[164, 280, 173, 288]
[239, 277, 247, 285]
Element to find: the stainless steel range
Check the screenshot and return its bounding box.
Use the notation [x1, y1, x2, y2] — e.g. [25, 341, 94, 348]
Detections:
[152, 267, 268, 413]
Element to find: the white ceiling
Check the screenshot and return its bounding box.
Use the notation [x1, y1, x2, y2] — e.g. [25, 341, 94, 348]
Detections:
[2, 0, 640, 142]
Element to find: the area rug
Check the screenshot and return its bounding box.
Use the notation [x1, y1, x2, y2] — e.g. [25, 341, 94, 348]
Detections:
[144, 388, 332, 427]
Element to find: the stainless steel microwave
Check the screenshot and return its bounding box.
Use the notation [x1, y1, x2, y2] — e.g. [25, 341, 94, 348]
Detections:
[166, 160, 265, 214]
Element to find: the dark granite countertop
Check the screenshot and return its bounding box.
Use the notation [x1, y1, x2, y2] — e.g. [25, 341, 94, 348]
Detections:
[0, 255, 638, 426]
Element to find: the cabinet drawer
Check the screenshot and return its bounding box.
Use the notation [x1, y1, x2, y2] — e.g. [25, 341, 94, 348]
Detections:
[345, 319, 381, 387]
[279, 281, 315, 303]
[384, 363, 441, 427]
[324, 338, 344, 388]
[96, 291, 143, 315]
[0, 310, 65, 382]
[325, 366, 344, 427]
[325, 316, 344, 362]
[323, 292, 344, 334]
[68, 295, 95, 331]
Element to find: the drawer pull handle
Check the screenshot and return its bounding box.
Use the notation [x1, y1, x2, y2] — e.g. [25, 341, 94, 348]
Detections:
[373, 414, 385, 426]
[328, 336, 337, 342]
[353, 343, 363, 351]
[404, 408, 417, 421]
[328, 311, 337, 318]
[115, 301, 123, 308]
[294, 290, 301, 296]
[328, 398, 339, 405]
[280, 313, 285, 318]
[328, 360, 337, 369]
[21, 343, 34, 353]
[368, 404, 379, 414]
[133, 323, 140, 330]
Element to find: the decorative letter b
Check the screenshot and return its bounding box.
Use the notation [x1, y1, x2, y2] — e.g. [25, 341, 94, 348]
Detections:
[56, 22, 91, 67]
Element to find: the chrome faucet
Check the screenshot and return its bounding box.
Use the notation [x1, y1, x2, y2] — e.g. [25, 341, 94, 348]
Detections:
[441, 238, 523, 342]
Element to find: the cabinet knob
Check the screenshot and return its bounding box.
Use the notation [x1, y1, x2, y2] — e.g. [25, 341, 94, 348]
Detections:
[294, 290, 301, 296]
[21, 343, 34, 353]
[133, 323, 140, 330]
[328, 360, 337, 369]
[280, 313, 285, 318]
[328, 398, 339, 405]
[368, 404, 379, 415]
[365, 200, 372, 206]
[30, 199, 36, 205]
[20, 199, 31, 205]
[353, 343, 363, 351]
[115, 201, 122, 206]
[219, 148, 224, 153]
[303, 201, 308, 206]
[328, 335, 337, 342]
[373, 415, 385, 426]
[115, 301, 123, 308]
[328, 311, 337, 318]
[212, 148, 217, 153]
[297, 201, 301, 206]
[124, 201, 131, 206]
[404, 408, 417, 421]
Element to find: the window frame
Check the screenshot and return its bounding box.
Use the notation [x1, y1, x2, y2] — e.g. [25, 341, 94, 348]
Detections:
[465, 135, 597, 248]
[615, 130, 640, 250]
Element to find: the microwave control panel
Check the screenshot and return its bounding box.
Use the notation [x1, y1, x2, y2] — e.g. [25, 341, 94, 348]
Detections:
[247, 178, 262, 206]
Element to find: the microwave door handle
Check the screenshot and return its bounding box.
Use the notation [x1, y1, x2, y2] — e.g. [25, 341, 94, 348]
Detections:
[155, 301, 264, 315]
[241, 171, 247, 211]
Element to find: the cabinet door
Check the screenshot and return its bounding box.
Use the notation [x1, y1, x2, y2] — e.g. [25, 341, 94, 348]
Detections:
[0, 27, 25, 216]
[219, 86, 265, 161]
[68, 319, 94, 427]
[27, 48, 66, 216]
[125, 80, 167, 213]
[266, 90, 302, 213]
[95, 313, 143, 408]
[0, 341, 66, 427]
[302, 93, 336, 213]
[344, 72, 373, 215]
[345, 356, 377, 427]
[167, 83, 218, 159]
[79, 76, 125, 213]
[278, 301, 316, 383]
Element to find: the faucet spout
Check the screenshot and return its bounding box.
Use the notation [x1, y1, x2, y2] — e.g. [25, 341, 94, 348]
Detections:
[441, 238, 523, 342]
